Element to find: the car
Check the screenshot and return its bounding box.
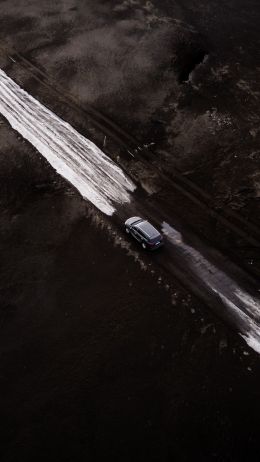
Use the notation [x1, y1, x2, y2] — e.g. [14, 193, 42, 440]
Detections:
[124, 216, 163, 250]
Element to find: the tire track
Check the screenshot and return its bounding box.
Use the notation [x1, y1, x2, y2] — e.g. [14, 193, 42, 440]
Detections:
[0, 45, 259, 266]
[0, 62, 260, 353]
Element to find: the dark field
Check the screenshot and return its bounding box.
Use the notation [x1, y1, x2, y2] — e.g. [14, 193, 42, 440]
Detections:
[0, 1, 260, 461]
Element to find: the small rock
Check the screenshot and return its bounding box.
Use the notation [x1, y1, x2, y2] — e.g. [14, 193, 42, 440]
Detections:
[219, 338, 228, 351]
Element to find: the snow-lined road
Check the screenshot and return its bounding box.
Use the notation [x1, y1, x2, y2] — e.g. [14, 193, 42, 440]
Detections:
[0, 69, 135, 215]
[162, 222, 260, 353]
[0, 68, 260, 354]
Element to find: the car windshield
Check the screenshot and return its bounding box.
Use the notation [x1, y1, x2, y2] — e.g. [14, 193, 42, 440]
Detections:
[136, 221, 160, 240]
[149, 236, 162, 243]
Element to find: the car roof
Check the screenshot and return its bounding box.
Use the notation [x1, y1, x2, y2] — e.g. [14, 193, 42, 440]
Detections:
[134, 220, 160, 238]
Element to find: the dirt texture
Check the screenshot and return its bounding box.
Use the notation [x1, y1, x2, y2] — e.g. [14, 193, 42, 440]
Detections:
[0, 122, 259, 462]
[0, 1, 260, 461]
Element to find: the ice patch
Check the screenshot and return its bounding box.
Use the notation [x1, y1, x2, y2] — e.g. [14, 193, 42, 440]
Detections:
[0, 69, 135, 215]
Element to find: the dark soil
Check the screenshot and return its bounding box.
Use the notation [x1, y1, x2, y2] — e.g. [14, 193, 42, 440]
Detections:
[0, 125, 259, 462]
[0, 1, 260, 461]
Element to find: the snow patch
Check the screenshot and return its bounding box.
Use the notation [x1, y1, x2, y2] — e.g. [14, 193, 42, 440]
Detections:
[0, 69, 135, 215]
[162, 221, 260, 354]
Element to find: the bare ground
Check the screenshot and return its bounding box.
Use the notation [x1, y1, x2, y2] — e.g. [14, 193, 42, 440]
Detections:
[0, 1, 260, 461]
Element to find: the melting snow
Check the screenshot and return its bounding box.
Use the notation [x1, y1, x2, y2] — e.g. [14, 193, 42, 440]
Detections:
[162, 221, 260, 354]
[0, 69, 135, 215]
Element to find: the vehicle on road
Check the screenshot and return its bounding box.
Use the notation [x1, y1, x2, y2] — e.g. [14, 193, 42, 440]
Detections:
[125, 217, 163, 250]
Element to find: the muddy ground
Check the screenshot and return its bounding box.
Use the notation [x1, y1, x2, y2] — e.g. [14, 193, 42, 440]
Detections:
[1, 0, 260, 220]
[0, 0, 260, 461]
[1, 122, 260, 461]
[0, 0, 259, 276]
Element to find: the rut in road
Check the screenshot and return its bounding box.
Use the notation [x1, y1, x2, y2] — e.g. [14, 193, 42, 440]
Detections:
[1, 46, 259, 280]
[0, 68, 135, 215]
[1, 66, 260, 355]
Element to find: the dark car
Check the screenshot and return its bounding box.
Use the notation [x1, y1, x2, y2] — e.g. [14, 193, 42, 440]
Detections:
[125, 217, 163, 250]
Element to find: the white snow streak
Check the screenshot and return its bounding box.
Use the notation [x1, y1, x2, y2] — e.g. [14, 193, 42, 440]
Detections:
[212, 290, 260, 354]
[162, 222, 260, 354]
[0, 69, 135, 215]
